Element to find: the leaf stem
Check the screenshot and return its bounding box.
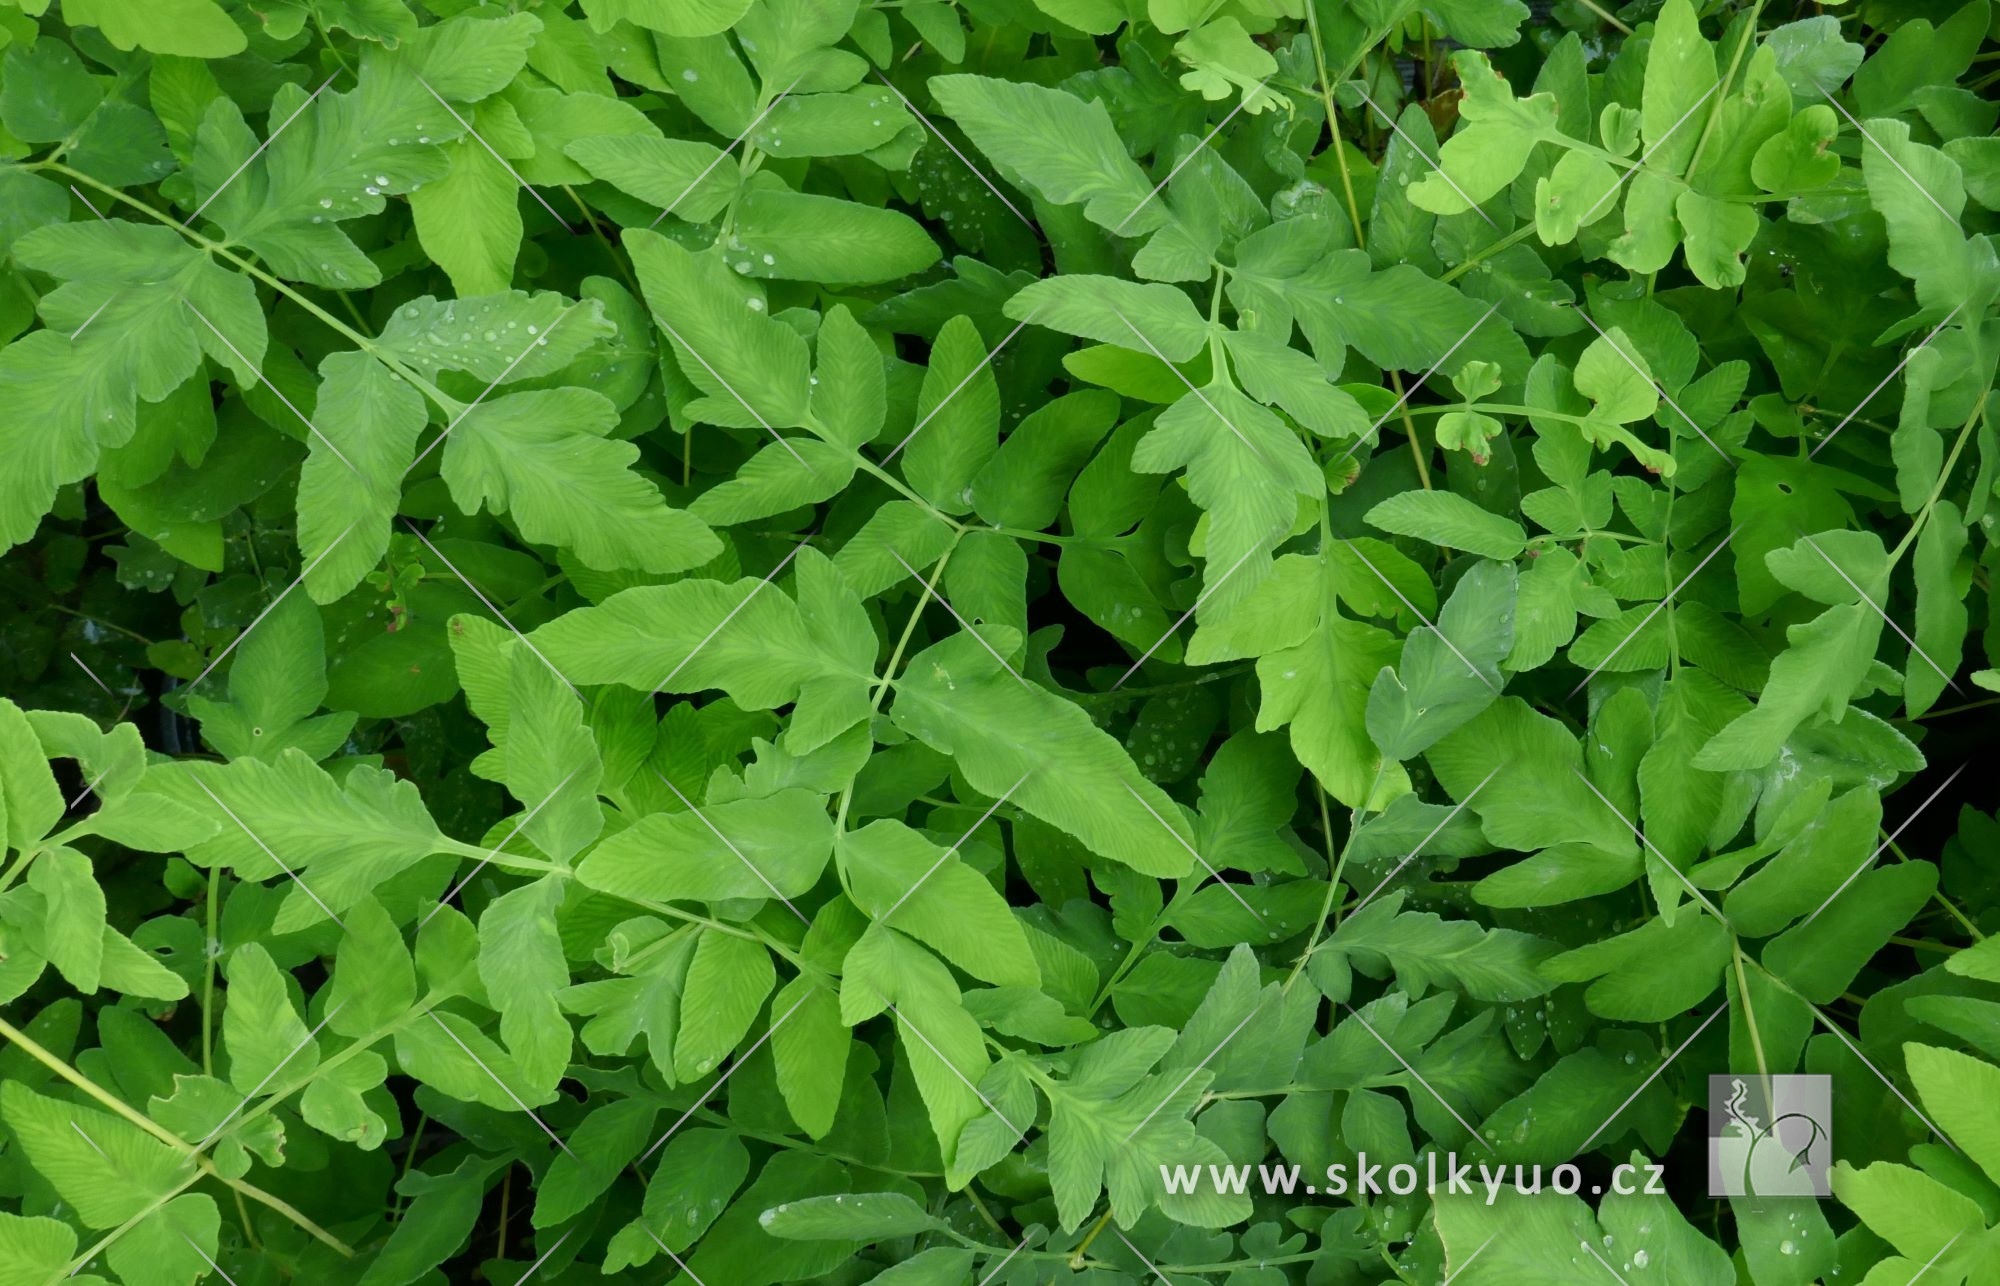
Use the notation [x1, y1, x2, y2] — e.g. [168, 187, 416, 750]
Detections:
[47, 164, 454, 412]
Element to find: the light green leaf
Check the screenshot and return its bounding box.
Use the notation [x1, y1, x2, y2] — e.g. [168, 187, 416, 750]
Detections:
[930, 74, 1165, 235]
[676, 929, 775, 1081]
[1365, 490, 1527, 559]
[441, 387, 720, 574]
[842, 819, 1039, 987]
[889, 631, 1198, 878]
[298, 352, 425, 605]
[903, 315, 1000, 514]
[1005, 276, 1210, 363]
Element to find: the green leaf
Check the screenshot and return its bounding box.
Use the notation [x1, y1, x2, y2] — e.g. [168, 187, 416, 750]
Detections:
[223, 943, 317, 1094]
[629, 228, 813, 429]
[297, 353, 425, 605]
[1905, 1043, 2000, 1188]
[327, 897, 416, 1037]
[441, 387, 720, 575]
[578, 788, 837, 906]
[1409, 50, 1562, 214]
[769, 976, 847, 1139]
[0, 1083, 192, 1227]
[759, 1192, 947, 1241]
[930, 74, 1166, 235]
[1367, 559, 1514, 760]
[1365, 490, 1527, 559]
[903, 315, 1000, 513]
[63, 0, 246, 56]
[729, 189, 939, 285]
[529, 552, 872, 742]
[154, 750, 446, 933]
[477, 875, 571, 1090]
[26, 848, 105, 993]
[842, 819, 1039, 987]
[1005, 275, 1211, 363]
[1322, 892, 1555, 1002]
[888, 631, 1199, 878]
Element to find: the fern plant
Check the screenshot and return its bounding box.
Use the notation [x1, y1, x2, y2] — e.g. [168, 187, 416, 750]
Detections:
[0, 0, 1997, 1283]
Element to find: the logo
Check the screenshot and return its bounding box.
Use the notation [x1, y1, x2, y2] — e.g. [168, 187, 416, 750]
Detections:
[1706, 1074, 1832, 1197]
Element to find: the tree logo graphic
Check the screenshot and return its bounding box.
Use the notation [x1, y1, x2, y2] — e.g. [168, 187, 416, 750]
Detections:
[1707, 1075, 1833, 1198]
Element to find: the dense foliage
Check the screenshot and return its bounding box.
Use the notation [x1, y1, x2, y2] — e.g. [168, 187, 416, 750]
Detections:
[1, 0, 1998, 1282]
